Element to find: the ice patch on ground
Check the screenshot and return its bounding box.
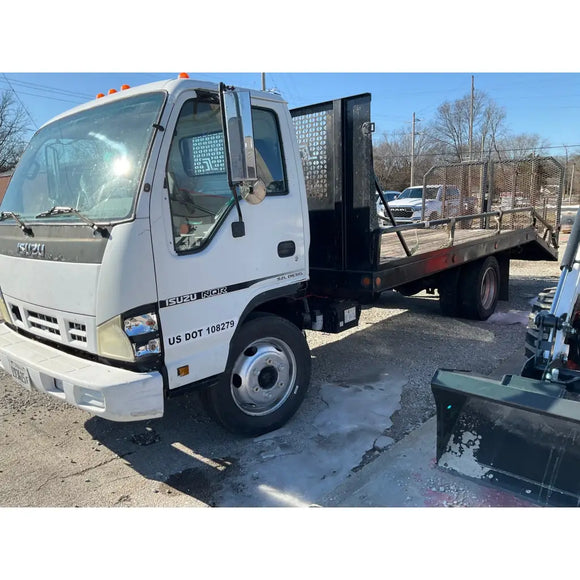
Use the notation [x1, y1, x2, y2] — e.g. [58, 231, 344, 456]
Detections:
[486, 310, 529, 325]
[217, 375, 405, 507]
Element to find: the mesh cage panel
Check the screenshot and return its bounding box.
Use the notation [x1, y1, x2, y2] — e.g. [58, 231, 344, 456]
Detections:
[422, 157, 562, 236]
[291, 103, 334, 209]
[423, 162, 486, 226]
[489, 158, 562, 233]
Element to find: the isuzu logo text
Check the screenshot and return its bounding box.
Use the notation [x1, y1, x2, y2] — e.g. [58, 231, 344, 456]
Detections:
[17, 242, 46, 258]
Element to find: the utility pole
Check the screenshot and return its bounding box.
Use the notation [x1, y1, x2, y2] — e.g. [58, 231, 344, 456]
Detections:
[410, 112, 420, 186]
[564, 145, 569, 202]
[469, 75, 474, 161]
[570, 163, 576, 203]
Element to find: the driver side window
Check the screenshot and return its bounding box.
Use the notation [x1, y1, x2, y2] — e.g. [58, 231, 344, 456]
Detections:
[167, 98, 232, 253]
[166, 99, 288, 254]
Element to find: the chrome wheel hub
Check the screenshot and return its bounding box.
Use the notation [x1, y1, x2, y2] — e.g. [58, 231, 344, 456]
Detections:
[481, 267, 498, 310]
[230, 337, 297, 416]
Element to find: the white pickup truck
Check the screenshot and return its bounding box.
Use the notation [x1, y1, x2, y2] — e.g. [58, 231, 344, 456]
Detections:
[387, 184, 467, 224]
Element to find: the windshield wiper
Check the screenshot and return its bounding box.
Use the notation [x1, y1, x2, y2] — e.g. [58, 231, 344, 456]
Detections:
[35, 206, 109, 237]
[0, 211, 33, 236]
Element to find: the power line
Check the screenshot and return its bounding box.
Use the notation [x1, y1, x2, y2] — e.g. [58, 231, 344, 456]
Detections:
[1, 74, 38, 130]
[0, 84, 85, 106]
[1, 76, 93, 100]
[376, 143, 580, 160]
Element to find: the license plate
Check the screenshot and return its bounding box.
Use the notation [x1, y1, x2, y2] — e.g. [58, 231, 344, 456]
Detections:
[9, 360, 31, 390]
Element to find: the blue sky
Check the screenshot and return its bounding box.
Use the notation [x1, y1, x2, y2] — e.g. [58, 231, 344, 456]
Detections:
[2, 72, 579, 156]
[3, 2, 578, 157]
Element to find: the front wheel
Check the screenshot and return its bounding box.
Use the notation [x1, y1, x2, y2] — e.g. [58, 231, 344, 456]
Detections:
[202, 314, 311, 436]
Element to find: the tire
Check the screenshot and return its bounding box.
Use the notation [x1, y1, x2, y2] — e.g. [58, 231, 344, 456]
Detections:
[458, 256, 500, 320]
[202, 314, 311, 437]
[524, 287, 556, 359]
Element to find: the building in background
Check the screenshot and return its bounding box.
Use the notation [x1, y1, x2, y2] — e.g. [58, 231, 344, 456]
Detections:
[0, 171, 12, 204]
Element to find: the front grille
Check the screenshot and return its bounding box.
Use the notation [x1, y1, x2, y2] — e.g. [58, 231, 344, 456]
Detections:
[18, 307, 90, 349]
[390, 208, 414, 218]
[27, 310, 61, 337]
[68, 321, 87, 343]
[4, 298, 93, 352]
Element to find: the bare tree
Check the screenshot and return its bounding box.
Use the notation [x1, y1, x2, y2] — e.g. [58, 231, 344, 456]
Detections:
[493, 133, 551, 160]
[374, 129, 441, 192]
[429, 90, 506, 162]
[0, 90, 29, 172]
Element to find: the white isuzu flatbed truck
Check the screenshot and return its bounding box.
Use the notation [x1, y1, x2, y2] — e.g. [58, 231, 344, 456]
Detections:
[0, 75, 560, 436]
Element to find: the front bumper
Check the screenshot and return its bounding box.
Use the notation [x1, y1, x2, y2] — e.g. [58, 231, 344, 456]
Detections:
[0, 323, 164, 421]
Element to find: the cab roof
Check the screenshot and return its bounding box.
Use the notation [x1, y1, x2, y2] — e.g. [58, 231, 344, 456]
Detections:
[43, 76, 287, 129]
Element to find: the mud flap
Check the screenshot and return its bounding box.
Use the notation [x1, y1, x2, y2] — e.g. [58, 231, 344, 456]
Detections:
[432, 369, 580, 506]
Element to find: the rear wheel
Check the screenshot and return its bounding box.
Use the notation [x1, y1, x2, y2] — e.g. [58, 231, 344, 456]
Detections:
[458, 256, 500, 320]
[202, 314, 311, 437]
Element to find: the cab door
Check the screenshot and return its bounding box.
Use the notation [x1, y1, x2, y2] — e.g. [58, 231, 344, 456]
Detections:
[148, 89, 308, 391]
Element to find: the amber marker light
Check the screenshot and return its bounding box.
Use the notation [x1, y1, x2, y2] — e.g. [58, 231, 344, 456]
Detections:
[121, 84, 130, 90]
[178, 72, 190, 78]
[96, 93, 105, 99]
[108, 88, 117, 95]
[177, 365, 190, 377]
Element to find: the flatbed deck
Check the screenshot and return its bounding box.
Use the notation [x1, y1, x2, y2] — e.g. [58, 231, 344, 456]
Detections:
[380, 225, 501, 261]
[380, 222, 556, 263]
[308, 219, 558, 301]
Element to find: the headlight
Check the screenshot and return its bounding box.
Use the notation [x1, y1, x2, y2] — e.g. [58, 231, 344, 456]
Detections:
[124, 313, 161, 357]
[97, 309, 162, 362]
[97, 315, 135, 361]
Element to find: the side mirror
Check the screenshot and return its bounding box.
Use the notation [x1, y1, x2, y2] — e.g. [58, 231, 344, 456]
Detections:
[220, 85, 258, 186]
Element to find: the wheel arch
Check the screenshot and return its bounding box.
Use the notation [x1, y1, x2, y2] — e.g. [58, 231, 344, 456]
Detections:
[235, 282, 307, 338]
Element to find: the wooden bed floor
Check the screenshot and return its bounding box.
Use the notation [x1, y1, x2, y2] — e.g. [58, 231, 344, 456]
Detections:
[379, 225, 513, 262]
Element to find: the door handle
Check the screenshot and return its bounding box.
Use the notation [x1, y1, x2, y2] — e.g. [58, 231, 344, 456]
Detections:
[277, 241, 296, 258]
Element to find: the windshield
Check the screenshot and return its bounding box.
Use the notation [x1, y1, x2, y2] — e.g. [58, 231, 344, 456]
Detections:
[1, 92, 165, 222]
[398, 186, 438, 200]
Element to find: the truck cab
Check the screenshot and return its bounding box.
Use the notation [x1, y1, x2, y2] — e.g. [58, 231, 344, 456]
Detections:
[0, 77, 312, 435]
